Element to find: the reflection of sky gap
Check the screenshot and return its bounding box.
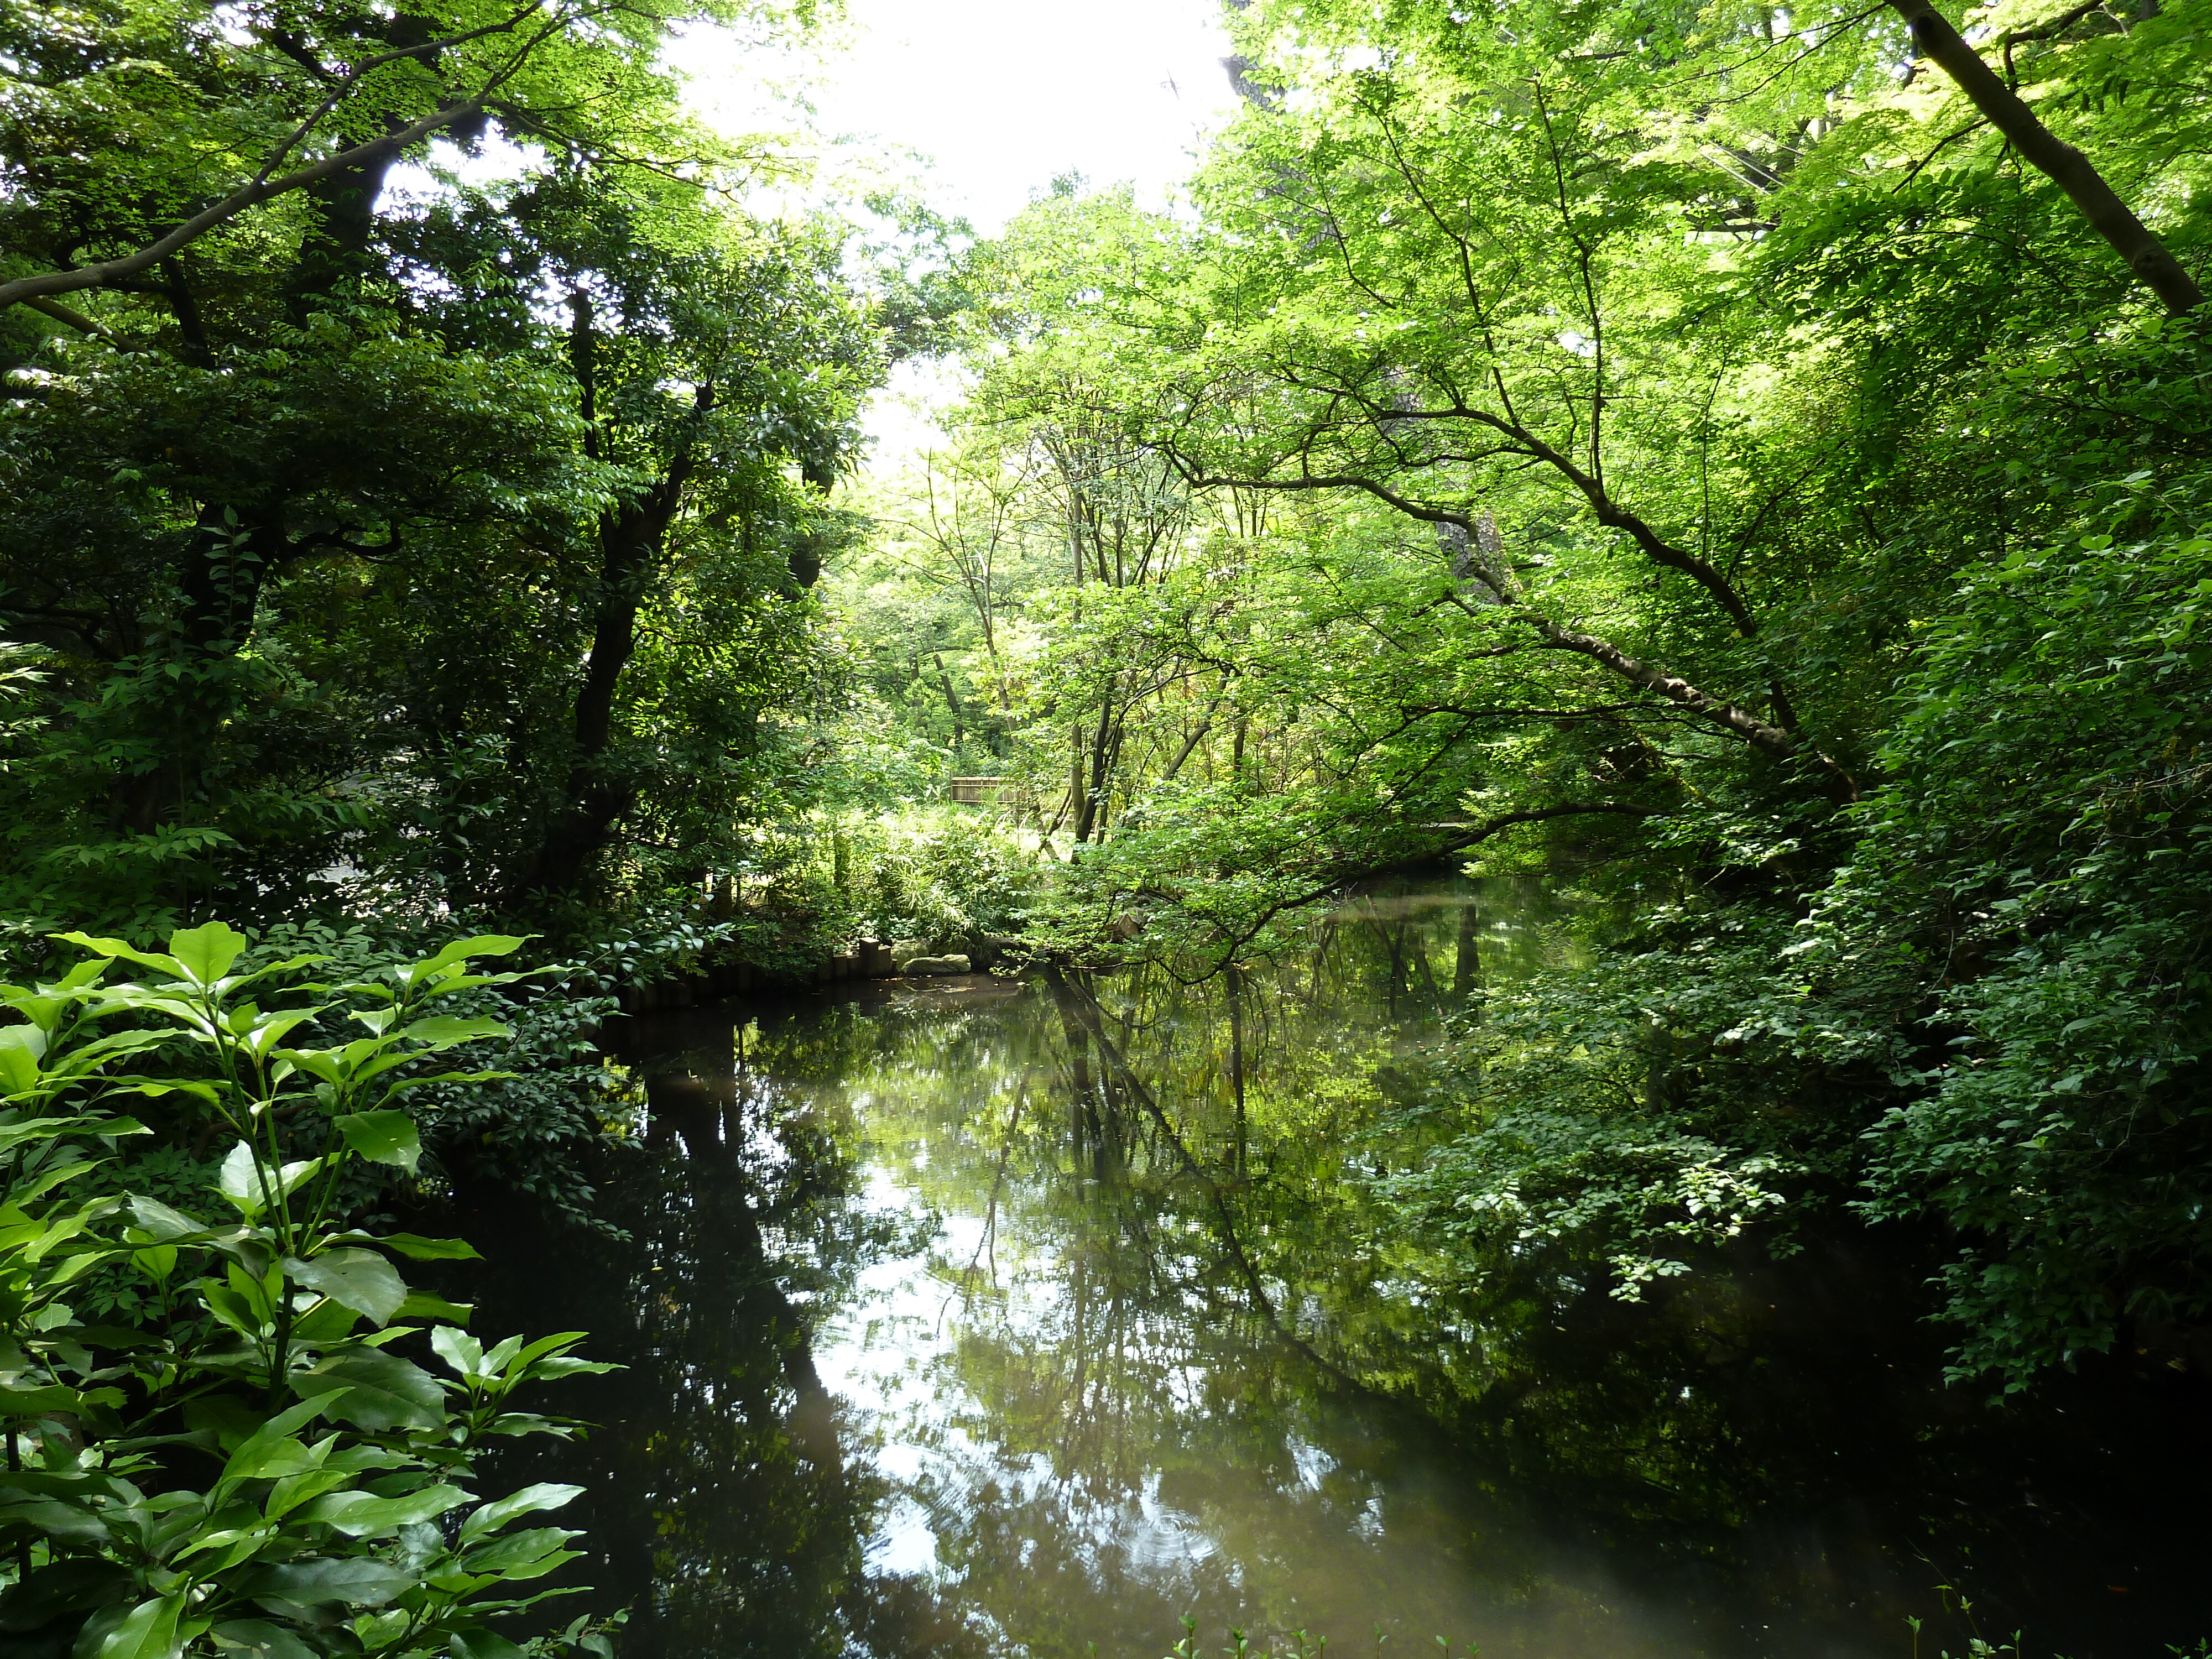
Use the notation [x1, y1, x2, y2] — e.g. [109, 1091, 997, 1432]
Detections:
[775, 902, 1651, 1648]
[819, 1141, 1246, 1594]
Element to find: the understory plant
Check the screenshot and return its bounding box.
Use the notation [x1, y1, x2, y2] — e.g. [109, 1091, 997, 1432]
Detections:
[0, 922, 617, 1657]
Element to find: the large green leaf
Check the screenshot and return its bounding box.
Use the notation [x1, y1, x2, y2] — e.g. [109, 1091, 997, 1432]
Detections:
[395, 1290, 473, 1324]
[430, 1325, 486, 1380]
[401, 935, 529, 989]
[0, 1382, 105, 1418]
[340, 1230, 480, 1260]
[296, 1481, 467, 1537]
[293, 1348, 445, 1432]
[456, 1524, 578, 1580]
[284, 1249, 406, 1327]
[0, 1493, 112, 1546]
[216, 1145, 320, 1219]
[393, 1014, 512, 1050]
[123, 1194, 205, 1241]
[164, 921, 248, 986]
[215, 1142, 270, 1219]
[0, 1118, 87, 1154]
[0, 1024, 45, 1094]
[458, 1481, 583, 1543]
[332, 1110, 420, 1173]
[90, 1593, 185, 1659]
[207, 1618, 317, 1659]
[245, 1557, 415, 1611]
[447, 1628, 532, 1659]
[49, 933, 183, 978]
[216, 1397, 333, 1486]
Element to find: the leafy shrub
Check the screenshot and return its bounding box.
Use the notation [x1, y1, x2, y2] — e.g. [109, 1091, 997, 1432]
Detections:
[1379, 907, 1902, 1300]
[0, 923, 617, 1657]
[1387, 489, 2212, 1387]
[849, 814, 1038, 948]
[1839, 510, 2212, 1383]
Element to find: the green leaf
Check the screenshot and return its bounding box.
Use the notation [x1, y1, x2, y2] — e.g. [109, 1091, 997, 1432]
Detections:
[210, 1147, 319, 1222]
[333, 1110, 420, 1173]
[402, 935, 529, 989]
[346, 1232, 480, 1261]
[166, 921, 248, 985]
[458, 1481, 583, 1543]
[272, 1048, 343, 1087]
[393, 1014, 511, 1050]
[456, 1524, 577, 1579]
[0, 1118, 86, 1154]
[207, 1619, 317, 1659]
[216, 1142, 269, 1219]
[91, 1593, 185, 1659]
[0, 1024, 45, 1094]
[430, 1325, 485, 1380]
[237, 1008, 320, 1061]
[448, 1629, 532, 1659]
[216, 1397, 333, 1486]
[276, 1157, 323, 1198]
[0, 1382, 95, 1419]
[395, 1291, 472, 1324]
[202, 1284, 265, 1340]
[50, 932, 183, 979]
[289, 1297, 362, 1345]
[184, 1395, 272, 1453]
[293, 1348, 444, 1432]
[245, 1557, 415, 1611]
[296, 1481, 467, 1537]
[124, 1193, 205, 1241]
[285, 1249, 406, 1327]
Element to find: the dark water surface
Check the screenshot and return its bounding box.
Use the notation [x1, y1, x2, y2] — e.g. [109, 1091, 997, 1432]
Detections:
[466, 886, 2212, 1659]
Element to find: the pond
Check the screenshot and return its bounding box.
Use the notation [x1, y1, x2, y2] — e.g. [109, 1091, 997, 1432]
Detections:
[463, 882, 2212, 1659]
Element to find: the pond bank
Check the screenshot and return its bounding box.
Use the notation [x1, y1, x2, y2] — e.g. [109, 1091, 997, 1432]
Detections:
[614, 937, 1027, 1015]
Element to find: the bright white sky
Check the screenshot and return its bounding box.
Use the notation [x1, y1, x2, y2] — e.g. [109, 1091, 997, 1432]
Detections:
[681, 0, 1244, 471]
[693, 0, 1242, 234]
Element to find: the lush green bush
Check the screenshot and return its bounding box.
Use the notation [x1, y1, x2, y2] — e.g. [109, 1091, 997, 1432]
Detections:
[0, 924, 617, 1657]
[1840, 499, 2212, 1383]
[845, 812, 1040, 951]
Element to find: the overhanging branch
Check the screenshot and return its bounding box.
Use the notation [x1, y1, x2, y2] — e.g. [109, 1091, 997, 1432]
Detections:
[0, 4, 571, 314]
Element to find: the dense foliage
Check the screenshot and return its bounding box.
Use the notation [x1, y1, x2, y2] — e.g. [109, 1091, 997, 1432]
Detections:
[0, 924, 615, 1656]
[1, 0, 883, 945]
[838, 0, 2212, 1387]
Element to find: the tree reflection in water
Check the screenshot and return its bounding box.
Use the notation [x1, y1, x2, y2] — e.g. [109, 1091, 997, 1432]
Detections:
[468, 878, 2212, 1659]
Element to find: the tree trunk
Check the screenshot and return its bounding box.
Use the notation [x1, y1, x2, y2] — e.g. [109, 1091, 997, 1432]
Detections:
[507, 296, 709, 901]
[1452, 892, 1483, 1003]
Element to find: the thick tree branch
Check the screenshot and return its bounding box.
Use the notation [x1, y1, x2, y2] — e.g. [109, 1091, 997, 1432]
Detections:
[21, 296, 117, 340]
[0, 101, 481, 312]
[1165, 456, 1855, 794]
[1885, 0, 2201, 313]
[252, 3, 547, 186]
[1320, 380, 1766, 638]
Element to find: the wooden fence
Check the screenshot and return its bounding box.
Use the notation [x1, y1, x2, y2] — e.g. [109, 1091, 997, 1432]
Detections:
[949, 776, 1010, 806]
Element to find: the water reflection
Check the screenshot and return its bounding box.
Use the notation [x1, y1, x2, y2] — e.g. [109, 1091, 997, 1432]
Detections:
[467, 879, 2211, 1659]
